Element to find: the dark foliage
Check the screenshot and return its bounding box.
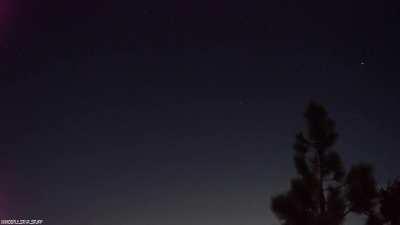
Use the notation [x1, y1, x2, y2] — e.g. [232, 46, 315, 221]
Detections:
[271, 102, 380, 225]
[367, 179, 400, 225]
[380, 179, 400, 225]
[346, 163, 378, 214]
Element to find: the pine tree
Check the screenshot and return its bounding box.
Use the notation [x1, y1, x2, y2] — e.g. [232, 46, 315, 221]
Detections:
[367, 179, 400, 225]
[271, 101, 379, 225]
[379, 179, 400, 225]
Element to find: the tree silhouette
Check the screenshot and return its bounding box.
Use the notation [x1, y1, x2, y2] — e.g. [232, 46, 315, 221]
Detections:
[271, 101, 379, 225]
[379, 179, 400, 225]
[367, 179, 400, 225]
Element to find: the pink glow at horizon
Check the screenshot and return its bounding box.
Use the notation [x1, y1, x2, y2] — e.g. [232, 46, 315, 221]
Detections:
[0, 169, 15, 217]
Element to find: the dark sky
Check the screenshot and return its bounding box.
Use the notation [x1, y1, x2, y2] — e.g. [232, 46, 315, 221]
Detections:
[1, 1, 400, 225]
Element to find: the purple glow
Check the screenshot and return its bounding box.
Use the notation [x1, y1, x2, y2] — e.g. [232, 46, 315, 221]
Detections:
[0, 0, 16, 45]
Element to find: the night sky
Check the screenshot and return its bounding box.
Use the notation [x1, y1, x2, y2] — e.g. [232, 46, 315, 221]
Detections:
[1, 1, 400, 225]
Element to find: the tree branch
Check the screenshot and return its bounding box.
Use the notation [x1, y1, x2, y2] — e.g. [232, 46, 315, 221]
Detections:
[343, 208, 352, 217]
